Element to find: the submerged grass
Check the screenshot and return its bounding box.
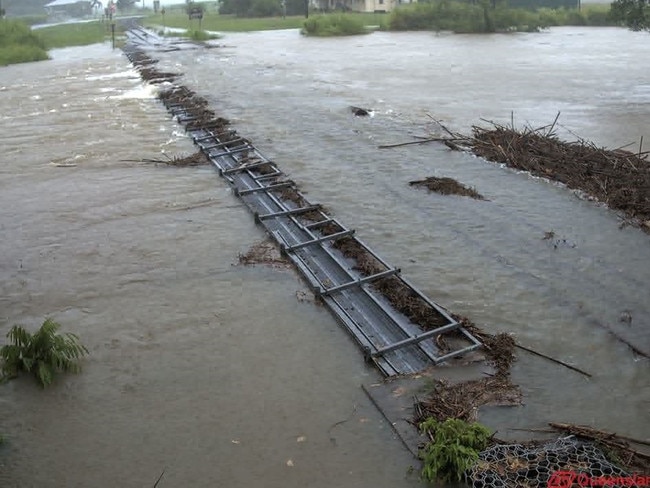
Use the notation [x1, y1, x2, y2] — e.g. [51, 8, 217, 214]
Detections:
[187, 28, 221, 41]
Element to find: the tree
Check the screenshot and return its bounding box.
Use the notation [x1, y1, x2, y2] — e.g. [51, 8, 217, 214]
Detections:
[219, 0, 290, 16]
[250, 0, 282, 16]
[116, 0, 137, 11]
[186, 1, 205, 13]
[610, 0, 649, 30]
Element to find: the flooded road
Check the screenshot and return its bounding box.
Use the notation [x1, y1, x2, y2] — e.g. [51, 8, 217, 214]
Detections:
[1, 26, 649, 486]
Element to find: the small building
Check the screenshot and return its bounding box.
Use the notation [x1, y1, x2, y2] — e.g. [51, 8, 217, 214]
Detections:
[44, 0, 96, 19]
[311, 0, 415, 13]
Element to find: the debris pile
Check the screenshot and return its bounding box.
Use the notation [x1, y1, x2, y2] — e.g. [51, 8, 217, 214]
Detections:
[548, 423, 650, 473]
[238, 240, 290, 268]
[409, 176, 485, 200]
[383, 116, 650, 232]
[415, 314, 519, 426]
[415, 376, 521, 424]
[158, 85, 230, 131]
[471, 123, 650, 228]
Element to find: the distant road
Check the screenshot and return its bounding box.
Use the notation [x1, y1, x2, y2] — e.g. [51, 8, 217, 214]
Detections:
[32, 15, 145, 30]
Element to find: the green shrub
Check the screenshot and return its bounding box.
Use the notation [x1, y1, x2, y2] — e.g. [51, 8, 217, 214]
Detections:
[386, 0, 613, 32]
[0, 19, 48, 66]
[250, 0, 283, 17]
[388, 2, 487, 32]
[0, 318, 88, 387]
[0, 44, 49, 66]
[419, 418, 491, 483]
[584, 6, 616, 26]
[301, 14, 369, 36]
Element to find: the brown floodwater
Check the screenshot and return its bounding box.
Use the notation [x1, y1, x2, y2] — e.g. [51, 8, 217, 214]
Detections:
[1, 27, 649, 487]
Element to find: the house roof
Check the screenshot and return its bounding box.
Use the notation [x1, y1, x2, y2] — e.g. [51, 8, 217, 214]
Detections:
[45, 0, 91, 7]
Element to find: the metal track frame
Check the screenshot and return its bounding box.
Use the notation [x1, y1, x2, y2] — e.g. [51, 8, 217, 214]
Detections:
[124, 50, 482, 376]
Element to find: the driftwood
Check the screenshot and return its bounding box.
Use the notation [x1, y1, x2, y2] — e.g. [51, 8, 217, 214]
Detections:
[549, 423, 650, 449]
[123, 151, 209, 167]
[549, 422, 650, 471]
[153, 469, 165, 488]
[378, 137, 456, 149]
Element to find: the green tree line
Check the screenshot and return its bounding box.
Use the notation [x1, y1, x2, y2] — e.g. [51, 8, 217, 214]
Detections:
[610, 0, 649, 30]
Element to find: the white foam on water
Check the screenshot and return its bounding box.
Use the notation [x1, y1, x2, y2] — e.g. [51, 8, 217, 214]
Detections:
[85, 69, 140, 82]
[109, 84, 158, 100]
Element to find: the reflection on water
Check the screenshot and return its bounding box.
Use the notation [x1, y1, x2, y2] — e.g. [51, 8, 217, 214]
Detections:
[0, 27, 649, 487]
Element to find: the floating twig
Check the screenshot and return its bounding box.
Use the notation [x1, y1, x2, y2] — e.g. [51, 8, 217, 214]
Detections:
[153, 469, 165, 488]
[515, 344, 592, 378]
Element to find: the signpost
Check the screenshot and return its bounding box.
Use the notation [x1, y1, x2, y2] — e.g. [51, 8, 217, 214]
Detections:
[188, 6, 204, 31]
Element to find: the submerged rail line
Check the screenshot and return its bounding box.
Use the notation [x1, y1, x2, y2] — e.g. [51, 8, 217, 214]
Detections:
[123, 30, 481, 376]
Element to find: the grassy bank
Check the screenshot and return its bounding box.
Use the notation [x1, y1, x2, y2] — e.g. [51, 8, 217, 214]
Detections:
[1, 19, 122, 67]
[387, 2, 616, 33]
[36, 21, 114, 49]
[0, 19, 49, 66]
[301, 14, 370, 36]
[144, 11, 386, 33]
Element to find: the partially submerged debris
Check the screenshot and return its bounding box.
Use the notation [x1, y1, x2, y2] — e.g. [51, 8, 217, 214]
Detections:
[409, 176, 485, 200]
[123, 151, 209, 166]
[350, 106, 371, 117]
[548, 422, 650, 472]
[238, 240, 290, 269]
[382, 115, 650, 233]
[164, 152, 209, 166]
[415, 376, 521, 423]
[415, 315, 520, 433]
[470, 123, 650, 231]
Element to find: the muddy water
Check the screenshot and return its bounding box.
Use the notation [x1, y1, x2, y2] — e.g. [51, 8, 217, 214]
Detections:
[0, 27, 648, 486]
[0, 44, 419, 487]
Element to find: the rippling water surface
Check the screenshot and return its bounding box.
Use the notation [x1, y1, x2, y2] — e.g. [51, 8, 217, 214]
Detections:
[0, 27, 648, 487]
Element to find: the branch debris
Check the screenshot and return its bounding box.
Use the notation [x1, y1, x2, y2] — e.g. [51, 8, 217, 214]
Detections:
[382, 114, 650, 232]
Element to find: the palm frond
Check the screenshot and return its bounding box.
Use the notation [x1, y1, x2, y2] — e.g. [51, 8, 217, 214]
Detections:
[0, 319, 88, 387]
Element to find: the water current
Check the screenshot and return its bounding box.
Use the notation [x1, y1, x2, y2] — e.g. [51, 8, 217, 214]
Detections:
[0, 26, 648, 487]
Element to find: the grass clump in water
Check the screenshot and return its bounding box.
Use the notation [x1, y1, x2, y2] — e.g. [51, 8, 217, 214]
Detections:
[0, 19, 49, 66]
[186, 29, 221, 41]
[301, 14, 369, 36]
